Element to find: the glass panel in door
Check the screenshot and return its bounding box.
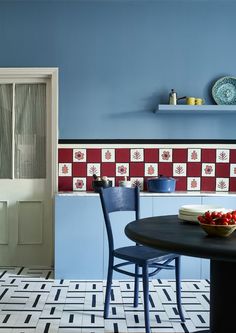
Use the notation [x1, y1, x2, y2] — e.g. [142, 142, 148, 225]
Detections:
[14, 83, 46, 179]
[0, 84, 12, 178]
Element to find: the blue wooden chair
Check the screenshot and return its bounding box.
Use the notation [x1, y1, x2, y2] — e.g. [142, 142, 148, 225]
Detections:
[99, 186, 185, 333]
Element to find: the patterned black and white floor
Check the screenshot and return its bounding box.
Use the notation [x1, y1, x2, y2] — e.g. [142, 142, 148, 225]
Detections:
[0, 267, 209, 333]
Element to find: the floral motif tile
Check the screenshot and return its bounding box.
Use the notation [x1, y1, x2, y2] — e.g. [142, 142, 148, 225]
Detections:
[159, 148, 172, 162]
[173, 163, 186, 177]
[116, 163, 129, 177]
[216, 149, 229, 163]
[202, 163, 215, 177]
[187, 148, 201, 162]
[87, 163, 101, 177]
[187, 177, 201, 191]
[59, 163, 72, 177]
[216, 178, 229, 192]
[73, 148, 86, 162]
[73, 177, 86, 191]
[145, 163, 158, 177]
[130, 148, 144, 162]
[102, 148, 115, 162]
[130, 177, 144, 190]
[230, 164, 236, 177]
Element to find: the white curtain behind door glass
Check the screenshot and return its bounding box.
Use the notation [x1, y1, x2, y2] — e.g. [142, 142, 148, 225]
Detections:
[15, 84, 46, 179]
[0, 84, 12, 178]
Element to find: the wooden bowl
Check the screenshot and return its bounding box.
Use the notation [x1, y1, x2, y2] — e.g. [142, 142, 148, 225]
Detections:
[200, 223, 236, 237]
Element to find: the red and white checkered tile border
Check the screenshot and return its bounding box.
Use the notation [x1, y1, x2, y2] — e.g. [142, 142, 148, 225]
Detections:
[58, 144, 236, 192]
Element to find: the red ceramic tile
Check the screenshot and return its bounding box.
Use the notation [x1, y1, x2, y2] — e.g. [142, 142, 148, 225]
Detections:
[144, 149, 158, 162]
[230, 149, 236, 163]
[129, 162, 145, 177]
[229, 178, 236, 192]
[86, 177, 94, 191]
[72, 163, 87, 177]
[101, 163, 116, 177]
[115, 176, 129, 186]
[175, 177, 187, 191]
[201, 177, 216, 191]
[215, 163, 230, 178]
[58, 177, 73, 191]
[144, 177, 151, 191]
[58, 148, 73, 162]
[158, 163, 173, 177]
[87, 149, 101, 162]
[187, 163, 202, 177]
[115, 148, 130, 162]
[201, 149, 216, 162]
[173, 149, 187, 162]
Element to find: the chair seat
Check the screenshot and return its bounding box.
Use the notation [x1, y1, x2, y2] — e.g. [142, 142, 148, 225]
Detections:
[114, 245, 178, 265]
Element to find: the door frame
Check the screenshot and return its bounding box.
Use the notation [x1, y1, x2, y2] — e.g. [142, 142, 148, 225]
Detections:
[0, 67, 58, 195]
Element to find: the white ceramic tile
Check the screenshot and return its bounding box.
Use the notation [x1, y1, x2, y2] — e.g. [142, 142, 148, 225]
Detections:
[60, 312, 83, 327]
[189, 311, 209, 328]
[187, 177, 201, 191]
[130, 148, 144, 162]
[188, 148, 201, 162]
[73, 148, 86, 162]
[159, 148, 172, 162]
[58, 163, 72, 177]
[0, 267, 210, 333]
[130, 177, 144, 190]
[108, 177, 115, 186]
[230, 164, 236, 177]
[87, 163, 101, 177]
[144, 163, 158, 177]
[81, 310, 104, 328]
[202, 163, 215, 177]
[216, 178, 229, 192]
[35, 319, 60, 332]
[102, 148, 115, 162]
[216, 149, 229, 163]
[173, 163, 186, 176]
[116, 163, 129, 176]
[73, 178, 86, 191]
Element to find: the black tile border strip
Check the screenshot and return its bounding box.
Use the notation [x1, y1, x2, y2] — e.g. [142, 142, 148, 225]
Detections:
[59, 139, 236, 144]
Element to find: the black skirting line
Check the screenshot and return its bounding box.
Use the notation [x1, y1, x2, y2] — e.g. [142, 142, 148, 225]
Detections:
[59, 139, 236, 145]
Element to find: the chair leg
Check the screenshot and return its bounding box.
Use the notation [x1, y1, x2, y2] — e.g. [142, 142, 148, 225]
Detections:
[104, 256, 114, 319]
[133, 264, 139, 307]
[175, 256, 185, 322]
[142, 264, 150, 333]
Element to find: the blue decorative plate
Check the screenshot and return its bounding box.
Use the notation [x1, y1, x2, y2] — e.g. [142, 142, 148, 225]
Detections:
[212, 76, 236, 105]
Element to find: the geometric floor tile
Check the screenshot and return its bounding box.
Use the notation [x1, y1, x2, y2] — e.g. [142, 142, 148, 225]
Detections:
[0, 267, 209, 332]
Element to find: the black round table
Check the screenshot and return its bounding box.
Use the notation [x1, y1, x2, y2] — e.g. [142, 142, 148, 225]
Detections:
[125, 215, 236, 333]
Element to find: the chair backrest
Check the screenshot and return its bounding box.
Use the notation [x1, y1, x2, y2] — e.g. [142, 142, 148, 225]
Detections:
[99, 186, 140, 252]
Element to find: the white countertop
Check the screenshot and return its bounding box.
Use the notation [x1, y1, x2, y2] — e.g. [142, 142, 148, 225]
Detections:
[56, 191, 236, 197]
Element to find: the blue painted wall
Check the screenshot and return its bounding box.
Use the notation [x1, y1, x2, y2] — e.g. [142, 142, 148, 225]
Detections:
[0, 0, 235, 139]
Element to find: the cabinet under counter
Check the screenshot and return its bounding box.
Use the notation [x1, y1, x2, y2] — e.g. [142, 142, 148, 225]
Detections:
[54, 192, 236, 279]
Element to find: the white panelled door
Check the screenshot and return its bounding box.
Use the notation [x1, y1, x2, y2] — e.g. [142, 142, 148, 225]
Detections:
[0, 68, 58, 266]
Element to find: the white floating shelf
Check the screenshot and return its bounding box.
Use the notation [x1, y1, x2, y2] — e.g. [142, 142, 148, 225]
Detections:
[154, 104, 236, 114]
